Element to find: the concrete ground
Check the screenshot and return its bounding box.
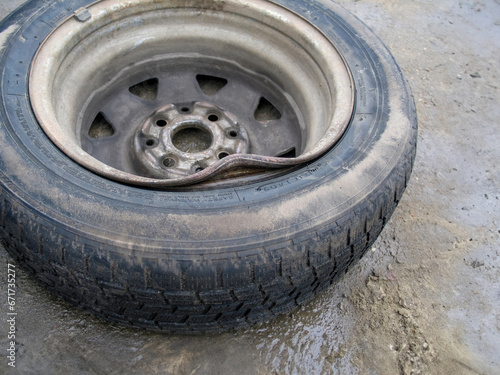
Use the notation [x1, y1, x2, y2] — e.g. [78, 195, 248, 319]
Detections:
[1, 0, 499, 374]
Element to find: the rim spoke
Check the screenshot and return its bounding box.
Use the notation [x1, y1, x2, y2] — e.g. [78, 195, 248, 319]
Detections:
[211, 78, 261, 116]
[210, 80, 300, 156]
[83, 135, 133, 172]
[83, 90, 157, 172]
[155, 71, 204, 105]
[246, 112, 302, 156]
[98, 89, 156, 133]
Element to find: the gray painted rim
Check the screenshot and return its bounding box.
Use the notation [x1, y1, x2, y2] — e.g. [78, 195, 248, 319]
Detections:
[29, 0, 354, 187]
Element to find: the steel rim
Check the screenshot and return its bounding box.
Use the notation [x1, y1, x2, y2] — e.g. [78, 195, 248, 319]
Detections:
[29, 0, 354, 187]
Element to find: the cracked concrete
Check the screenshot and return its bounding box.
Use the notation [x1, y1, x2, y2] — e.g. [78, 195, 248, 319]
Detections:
[1, 0, 499, 374]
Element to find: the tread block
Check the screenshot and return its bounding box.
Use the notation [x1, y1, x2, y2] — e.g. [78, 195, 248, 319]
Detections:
[124, 308, 155, 321]
[3, 200, 20, 239]
[140, 302, 175, 314]
[163, 291, 198, 305]
[315, 259, 335, 280]
[270, 298, 296, 315]
[262, 278, 295, 299]
[232, 285, 262, 301]
[295, 286, 315, 305]
[186, 314, 220, 324]
[184, 264, 219, 291]
[129, 288, 166, 304]
[154, 312, 188, 323]
[102, 310, 129, 324]
[176, 304, 207, 314]
[207, 302, 242, 314]
[20, 217, 39, 253]
[333, 246, 351, 266]
[99, 282, 133, 300]
[199, 290, 234, 304]
[216, 309, 247, 323]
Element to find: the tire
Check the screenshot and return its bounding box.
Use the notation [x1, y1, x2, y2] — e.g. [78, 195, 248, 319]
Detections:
[0, 0, 417, 333]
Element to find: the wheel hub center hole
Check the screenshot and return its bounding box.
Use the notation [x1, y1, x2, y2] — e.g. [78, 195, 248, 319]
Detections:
[172, 125, 213, 153]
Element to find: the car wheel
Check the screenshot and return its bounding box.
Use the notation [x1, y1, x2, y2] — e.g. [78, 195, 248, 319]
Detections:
[0, 0, 417, 332]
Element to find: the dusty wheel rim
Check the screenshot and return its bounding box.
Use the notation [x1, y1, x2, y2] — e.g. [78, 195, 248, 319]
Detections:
[29, 0, 354, 187]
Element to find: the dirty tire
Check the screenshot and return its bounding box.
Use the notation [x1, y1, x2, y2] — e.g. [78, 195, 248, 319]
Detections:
[0, 0, 417, 333]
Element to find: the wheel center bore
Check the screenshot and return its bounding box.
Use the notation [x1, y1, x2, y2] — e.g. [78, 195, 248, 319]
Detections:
[133, 102, 249, 178]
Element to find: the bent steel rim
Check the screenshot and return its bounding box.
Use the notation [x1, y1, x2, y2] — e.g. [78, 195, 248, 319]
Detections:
[29, 0, 354, 187]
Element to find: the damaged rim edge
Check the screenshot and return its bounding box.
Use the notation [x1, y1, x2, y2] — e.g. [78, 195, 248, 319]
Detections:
[29, 0, 354, 187]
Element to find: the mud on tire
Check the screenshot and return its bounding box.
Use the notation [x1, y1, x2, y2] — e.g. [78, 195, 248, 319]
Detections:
[0, 0, 417, 333]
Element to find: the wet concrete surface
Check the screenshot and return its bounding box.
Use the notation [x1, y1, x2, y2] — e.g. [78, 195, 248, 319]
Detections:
[1, 0, 499, 374]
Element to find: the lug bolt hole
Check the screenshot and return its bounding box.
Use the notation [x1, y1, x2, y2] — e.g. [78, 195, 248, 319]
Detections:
[218, 152, 230, 159]
[229, 130, 238, 138]
[208, 114, 219, 122]
[195, 166, 204, 173]
[145, 139, 156, 147]
[163, 158, 176, 168]
[180, 107, 190, 113]
[156, 119, 167, 127]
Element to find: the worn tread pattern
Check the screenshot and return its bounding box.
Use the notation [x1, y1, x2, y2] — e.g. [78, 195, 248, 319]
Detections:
[0, 129, 416, 332]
